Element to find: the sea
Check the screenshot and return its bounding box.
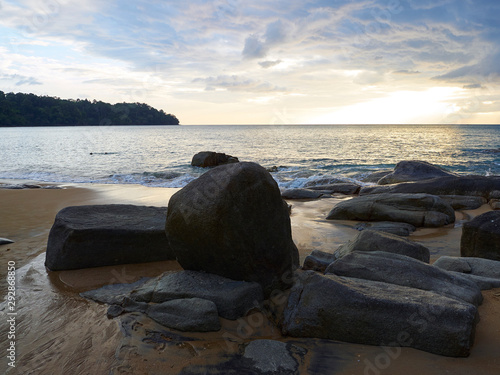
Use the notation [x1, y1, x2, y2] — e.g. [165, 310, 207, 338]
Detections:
[1, 124, 499, 188]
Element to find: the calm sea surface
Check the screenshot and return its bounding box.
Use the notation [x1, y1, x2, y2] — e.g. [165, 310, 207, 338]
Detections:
[1, 124, 499, 188]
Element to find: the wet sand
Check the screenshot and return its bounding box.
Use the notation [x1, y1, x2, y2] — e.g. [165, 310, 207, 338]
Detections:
[1, 182, 500, 374]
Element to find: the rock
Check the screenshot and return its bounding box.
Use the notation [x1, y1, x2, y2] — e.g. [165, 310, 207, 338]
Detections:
[333, 230, 430, 263]
[0, 237, 14, 245]
[326, 193, 455, 228]
[360, 176, 500, 198]
[360, 170, 392, 183]
[282, 271, 478, 357]
[325, 251, 483, 306]
[354, 221, 416, 236]
[191, 151, 239, 167]
[304, 177, 347, 187]
[378, 160, 457, 185]
[439, 195, 487, 210]
[433, 256, 500, 279]
[146, 298, 221, 332]
[129, 270, 263, 320]
[243, 340, 304, 374]
[447, 271, 500, 290]
[45, 205, 175, 271]
[302, 250, 336, 272]
[165, 162, 299, 296]
[80, 277, 151, 305]
[306, 183, 361, 195]
[489, 190, 500, 199]
[461, 211, 500, 260]
[489, 199, 500, 210]
[281, 188, 325, 200]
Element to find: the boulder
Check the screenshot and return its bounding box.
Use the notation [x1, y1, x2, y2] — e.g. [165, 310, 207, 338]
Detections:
[447, 271, 500, 290]
[461, 211, 500, 260]
[359, 170, 392, 183]
[45, 205, 175, 271]
[304, 177, 347, 187]
[129, 270, 264, 320]
[146, 298, 221, 332]
[326, 193, 455, 228]
[81, 277, 151, 305]
[282, 271, 478, 357]
[439, 195, 487, 210]
[354, 221, 416, 236]
[433, 256, 500, 279]
[325, 251, 483, 306]
[281, 188, 325, 200]
[306, 183, 361, 195]
[302, 250, 336, 272]
[489, 199, 500, 210]
[191, 151, 239, 167]
[378, 160, 457, 185]
[333, 230, 430, 263]
[165, 162, 299, 296]
[0, 237, 14, 245]
[360, 176, 500, 198]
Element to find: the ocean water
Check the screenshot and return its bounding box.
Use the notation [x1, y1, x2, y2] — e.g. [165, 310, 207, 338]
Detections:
[1, 124, 499, 188]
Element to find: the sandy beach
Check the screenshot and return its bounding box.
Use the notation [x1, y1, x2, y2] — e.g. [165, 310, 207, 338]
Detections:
[1, 181, 500, 374]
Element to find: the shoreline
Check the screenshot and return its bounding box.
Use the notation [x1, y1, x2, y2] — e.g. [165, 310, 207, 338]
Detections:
[1, 180, 500, 374]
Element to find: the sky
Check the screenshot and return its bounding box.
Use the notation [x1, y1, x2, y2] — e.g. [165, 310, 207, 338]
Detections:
[1, 0, 500, 125]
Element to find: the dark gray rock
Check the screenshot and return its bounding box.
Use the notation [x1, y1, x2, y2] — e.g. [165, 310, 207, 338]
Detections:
[489, 199, 500, 210]
[433, 256, 500, 279]
[360, 176, 500, 198]
[489, 190, 500, 200]
[191, 151, 239, 167]
[282, 271, 478, 357]
[333, 230, 430, 263]
[306, 183, 361, 195]
[354, 221, 416, 236]
[281, 188, 325, 200]
[80, 277, 151, 305]
[378, 160, 457, 185]
[304, 177, 347, 187]
[461, 211, 500, 260]
[326, 193, 455, 228]
[302, 250, 336, 272]
[165, 162, 299, 296]
[146, 298, 221, 332]
[129, 270, 263, 320]
[359, 170, 392, 183]
[439, 195, 486, 210]
[325, 251, 483, 306]
[0, 237, 14, 245]
[45, 205, 175, 271]
[243, 340, 303, 374]
[447, 271, 500, 290]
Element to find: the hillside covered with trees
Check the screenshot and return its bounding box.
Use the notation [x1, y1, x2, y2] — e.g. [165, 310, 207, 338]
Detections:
[0, 91, 179, 126]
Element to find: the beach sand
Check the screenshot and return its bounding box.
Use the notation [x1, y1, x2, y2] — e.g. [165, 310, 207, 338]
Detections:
[1, 182, 499, 374]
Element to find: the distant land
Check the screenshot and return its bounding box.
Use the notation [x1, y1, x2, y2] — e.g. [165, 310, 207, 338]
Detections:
[0, 91, 179, 126]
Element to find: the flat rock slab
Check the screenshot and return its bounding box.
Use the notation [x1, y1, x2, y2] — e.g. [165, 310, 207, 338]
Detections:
[334, 229, 430, 263]
[326, 193, 455, 228]
[433, 256, 500, 279]
[281, 188, 325, 200]
[326, 251, 483, 306]
[461, 211, 500, 260]
[129, 270, 264, 320]
[243, 340, 305, 374]
[45, 204, 175, 271]
[81, 277, 151, 305]
[306, 183, 361, 195]
[0, 237, 14, 245]
[354, 221, 416, 236]
[282, 271, 478, 357]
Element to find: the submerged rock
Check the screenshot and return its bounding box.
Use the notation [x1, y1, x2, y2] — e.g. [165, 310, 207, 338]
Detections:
[326, 193, 455, 228]
[165, 162, 299, 296]
[461, 211, 500, 260]
[281, 271, 478, 357]
[45, 205, 175, 271]
[378, 160, 457, 185]
[191, 151, 239, 167]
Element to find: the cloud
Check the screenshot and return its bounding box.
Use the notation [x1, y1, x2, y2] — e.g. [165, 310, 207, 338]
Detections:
[242, 35, 268, 59]
[259, 60, 282, 68]
[463, 83, 483, 89]
[393, 70, 421, 75]
[0, 74, 42, 86]
[193, 75, 287, 93]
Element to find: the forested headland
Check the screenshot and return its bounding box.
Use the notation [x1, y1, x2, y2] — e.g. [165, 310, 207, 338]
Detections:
[0, 91, 179, 126]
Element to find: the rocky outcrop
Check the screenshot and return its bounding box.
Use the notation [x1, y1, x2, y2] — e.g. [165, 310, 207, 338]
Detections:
[325, 251, 483, 306]
[378, 160, 457, 185]
[282, 271, 478, 357]
[360, 176, 500, 198]
[45, 205, 174, 271]
[302, 250, 336, 272]
[333, 230, 430, 263]
[326, 193, 455, 228]
[354, 221, 416, 236]
[281, 188, 325, 200]
[165, 162, 299, 296]
[461, 211, 500, 260]
[439, 195, 487, 210]
[191, 151, 239, 167]
[306, 183, 361, 195]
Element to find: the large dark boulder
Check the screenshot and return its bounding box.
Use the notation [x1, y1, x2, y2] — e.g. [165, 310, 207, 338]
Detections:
[361, 176, 500, 198]
[326, 193, 455, 228]
[461, 211, 500, 260]
[191, 151, 239, 167]
[333, 230, 430, 263]
[45, 205, 174, 271]
[281, 271, 478, 357]
[378, 160, 457, 185]
[325, 251, 483, 306]
[165, 162, 299, 296]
